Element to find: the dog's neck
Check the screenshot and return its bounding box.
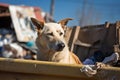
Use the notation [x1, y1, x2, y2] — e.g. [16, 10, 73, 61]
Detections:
[36, 37, 50, 60]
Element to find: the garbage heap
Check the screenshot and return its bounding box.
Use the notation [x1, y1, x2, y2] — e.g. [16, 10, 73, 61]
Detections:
[0, 3, 54, 60]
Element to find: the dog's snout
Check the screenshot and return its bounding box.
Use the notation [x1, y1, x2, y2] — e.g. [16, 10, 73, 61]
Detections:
[57, 42, 65, 51]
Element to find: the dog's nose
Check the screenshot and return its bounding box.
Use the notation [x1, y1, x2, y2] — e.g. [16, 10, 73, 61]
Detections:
[57, 42, 65, 51]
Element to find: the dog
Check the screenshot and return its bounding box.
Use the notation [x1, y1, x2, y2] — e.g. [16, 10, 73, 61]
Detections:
[31, 17, 82, 64]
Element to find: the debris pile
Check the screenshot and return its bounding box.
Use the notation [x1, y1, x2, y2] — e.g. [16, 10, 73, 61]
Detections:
[0, 3, 47, 60]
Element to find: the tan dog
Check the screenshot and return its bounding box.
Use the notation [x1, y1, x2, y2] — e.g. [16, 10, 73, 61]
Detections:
[31, 18, 82, 64]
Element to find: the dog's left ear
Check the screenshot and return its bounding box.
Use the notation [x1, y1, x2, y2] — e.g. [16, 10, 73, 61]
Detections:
[31, 17, 44, 30]
[58, 18, 73, 29]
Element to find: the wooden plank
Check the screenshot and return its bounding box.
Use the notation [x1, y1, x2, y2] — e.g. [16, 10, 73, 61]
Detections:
[68, 26, 80, 51]
[0, 58, 94, 80]
[0, 58, 120, 80]
[116, 21, 120, 44]
[0, 71, 86, 80]
[0, 13, 10, 17]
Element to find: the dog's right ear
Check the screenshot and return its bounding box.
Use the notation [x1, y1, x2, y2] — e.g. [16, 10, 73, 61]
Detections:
[58, 18, 73, 30]
[31, 17, 44, 30]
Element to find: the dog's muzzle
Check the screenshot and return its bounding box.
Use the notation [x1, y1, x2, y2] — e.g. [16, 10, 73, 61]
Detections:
[57, 42, 65, 51]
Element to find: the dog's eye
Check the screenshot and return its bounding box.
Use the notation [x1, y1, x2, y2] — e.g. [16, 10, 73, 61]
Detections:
[60, 32, 63, 36]
[47, 32, 54, 36]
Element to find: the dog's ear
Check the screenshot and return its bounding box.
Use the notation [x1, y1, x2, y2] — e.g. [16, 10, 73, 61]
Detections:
[31, 17, 44, 30]
[58, 18, 73, 29]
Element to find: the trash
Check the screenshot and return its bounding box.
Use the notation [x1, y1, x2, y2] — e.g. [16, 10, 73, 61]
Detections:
[80, 65, 97, 77]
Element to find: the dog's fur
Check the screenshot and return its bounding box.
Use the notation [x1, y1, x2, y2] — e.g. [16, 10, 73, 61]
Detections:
[31, 18, 82, 64]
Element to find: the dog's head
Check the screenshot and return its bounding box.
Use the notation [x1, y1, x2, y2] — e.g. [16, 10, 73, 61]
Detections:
[31, 18, 72, 52]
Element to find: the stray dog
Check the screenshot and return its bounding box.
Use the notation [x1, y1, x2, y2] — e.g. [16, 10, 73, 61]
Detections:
[31, 18, 82, 64]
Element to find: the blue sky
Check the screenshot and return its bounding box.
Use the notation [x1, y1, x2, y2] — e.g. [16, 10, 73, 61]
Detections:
[0, 0, 120, 26]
